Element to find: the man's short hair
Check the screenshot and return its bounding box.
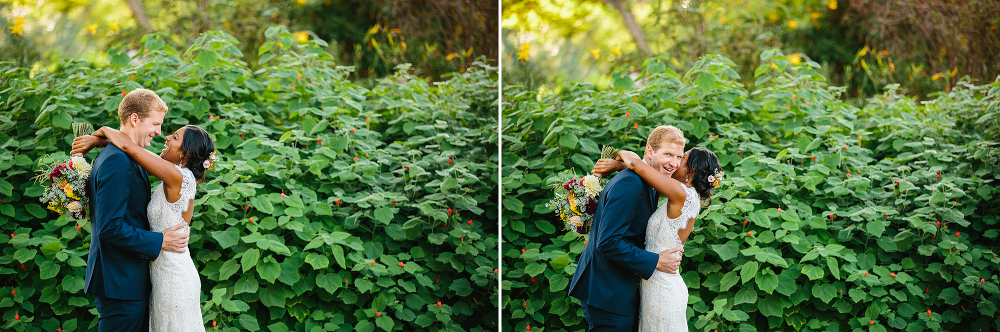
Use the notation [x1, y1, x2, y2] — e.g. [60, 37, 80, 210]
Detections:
[118, 89, 167, 126]
[646, 125, 685, 150]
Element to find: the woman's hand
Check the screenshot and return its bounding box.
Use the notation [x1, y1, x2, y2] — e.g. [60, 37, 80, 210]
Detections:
[619, 150, 642, 169]
[71, 135, 106, 155]
[592, 158, 625, 177]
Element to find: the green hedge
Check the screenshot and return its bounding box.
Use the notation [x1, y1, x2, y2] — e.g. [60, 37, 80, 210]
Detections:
[0, 26, 498, 331]
[501, 51, 999, 331]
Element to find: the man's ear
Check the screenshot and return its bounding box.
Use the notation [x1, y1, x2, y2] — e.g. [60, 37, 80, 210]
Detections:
[645, 144, 654, 158]
[127, 113, 139, 127]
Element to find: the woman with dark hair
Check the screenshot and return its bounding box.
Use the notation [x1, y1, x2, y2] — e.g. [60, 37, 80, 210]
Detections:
[593, 147, 722, 332]
[73, 125, 215, 332]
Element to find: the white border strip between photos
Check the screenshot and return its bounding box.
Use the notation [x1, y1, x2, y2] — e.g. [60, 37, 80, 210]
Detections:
[496, 0, 504, 327]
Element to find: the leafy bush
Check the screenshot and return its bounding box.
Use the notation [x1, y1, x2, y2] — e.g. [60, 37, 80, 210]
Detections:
[501, 51, 999, 331]
[0, 26, 498, 332]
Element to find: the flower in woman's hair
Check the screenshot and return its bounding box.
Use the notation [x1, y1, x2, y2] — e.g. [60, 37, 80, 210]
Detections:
[707, 175, 716, 183]
[582, 175, 601, 198]
[206, 151, 219, 169]
[203, 160, 211, 169]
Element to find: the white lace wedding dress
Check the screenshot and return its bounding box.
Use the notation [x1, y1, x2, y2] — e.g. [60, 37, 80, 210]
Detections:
[147, 165, 205, 332]
[638, 185, 700, 332]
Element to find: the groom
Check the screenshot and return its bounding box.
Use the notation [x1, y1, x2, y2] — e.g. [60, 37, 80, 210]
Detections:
[84, 89, 190, 332]
[569, 125, 687, 331]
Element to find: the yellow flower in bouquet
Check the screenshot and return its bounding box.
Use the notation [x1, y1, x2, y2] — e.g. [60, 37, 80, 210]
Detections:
[568, 193, 581, 215]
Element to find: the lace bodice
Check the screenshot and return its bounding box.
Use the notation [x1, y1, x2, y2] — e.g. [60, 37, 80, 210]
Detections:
[147, 165, 196, 233]
[638, 185, 700, 332]
[645, 186, 701, 254]
[147, 165, 205, 331]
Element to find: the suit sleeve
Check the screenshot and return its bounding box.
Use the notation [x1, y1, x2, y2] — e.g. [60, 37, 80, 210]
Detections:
[596, 174, 659, 280]
[94, 152, 163, 261]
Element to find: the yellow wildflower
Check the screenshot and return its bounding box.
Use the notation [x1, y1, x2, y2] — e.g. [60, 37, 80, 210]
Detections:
[11, 17, 25, 36]
[828, 0, 838, 10]
[590, 48, 601, 60]
[296, 0, 307, 4]
[788, 21, 798, 29]
[295, 31, 309, 43]
[612, 46, 622, 57]
[789, 53, 802, 65]
[517, 44, 530, 61]
[109, 21, 120, 33]
[87, 24, 98, 35]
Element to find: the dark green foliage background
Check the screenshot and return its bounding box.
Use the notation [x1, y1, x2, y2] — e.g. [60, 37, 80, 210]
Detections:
[501, 51, 999, 331]
[0, 27, 498, 331]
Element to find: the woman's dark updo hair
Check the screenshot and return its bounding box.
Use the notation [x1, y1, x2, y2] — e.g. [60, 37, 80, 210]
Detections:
[685, 147, 721, 206]
[179, 125, 215, 183]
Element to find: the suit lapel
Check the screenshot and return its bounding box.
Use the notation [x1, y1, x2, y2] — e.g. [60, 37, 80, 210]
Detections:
[648, 182, 657, 210]
[133, 157, 150, 197]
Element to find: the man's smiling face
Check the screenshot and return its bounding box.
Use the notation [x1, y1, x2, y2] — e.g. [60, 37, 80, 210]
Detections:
[645, 141, 684, 177]
[131, 111, 164, 148]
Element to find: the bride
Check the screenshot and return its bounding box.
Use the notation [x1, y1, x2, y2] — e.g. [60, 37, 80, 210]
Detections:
[596, 147, 721, 332]
[74, 125, 216, 332]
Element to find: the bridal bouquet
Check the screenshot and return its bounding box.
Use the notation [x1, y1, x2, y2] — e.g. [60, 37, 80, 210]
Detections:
[547, 146, 619, 235]
[37, 123, 93, 220]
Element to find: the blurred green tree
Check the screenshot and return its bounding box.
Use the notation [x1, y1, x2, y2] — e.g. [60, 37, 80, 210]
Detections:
[0, 0, 497, 81]
[503, 0, 1000, 100]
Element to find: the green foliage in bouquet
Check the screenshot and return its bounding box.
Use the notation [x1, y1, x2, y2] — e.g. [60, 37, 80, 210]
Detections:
[0, 26, 498, 331]
[502, 50, 999, 331]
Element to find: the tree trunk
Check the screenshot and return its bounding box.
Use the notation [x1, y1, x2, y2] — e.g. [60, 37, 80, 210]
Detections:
[198, 0, 209, 34]
[124, 0, 154, 32]
[602, 0, 652, 55]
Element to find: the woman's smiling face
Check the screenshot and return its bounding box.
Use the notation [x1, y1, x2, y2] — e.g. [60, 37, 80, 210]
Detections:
[160, 127, 187, 164]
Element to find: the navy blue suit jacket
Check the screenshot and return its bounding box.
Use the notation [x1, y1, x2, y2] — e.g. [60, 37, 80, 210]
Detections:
[84, 144, 163, 301]
[568, 169, 659, 316]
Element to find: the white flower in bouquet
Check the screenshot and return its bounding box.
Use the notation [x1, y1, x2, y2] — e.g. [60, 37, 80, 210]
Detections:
[71, 156, 91, 175]
[569, 215, 583, 227]
[582, 175, 601, 198]
[66, 200, 83, 212]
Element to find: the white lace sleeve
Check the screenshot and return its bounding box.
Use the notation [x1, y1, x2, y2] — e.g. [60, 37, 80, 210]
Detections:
[678, 187, 701, 226]
[165, 165, 197, 213]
